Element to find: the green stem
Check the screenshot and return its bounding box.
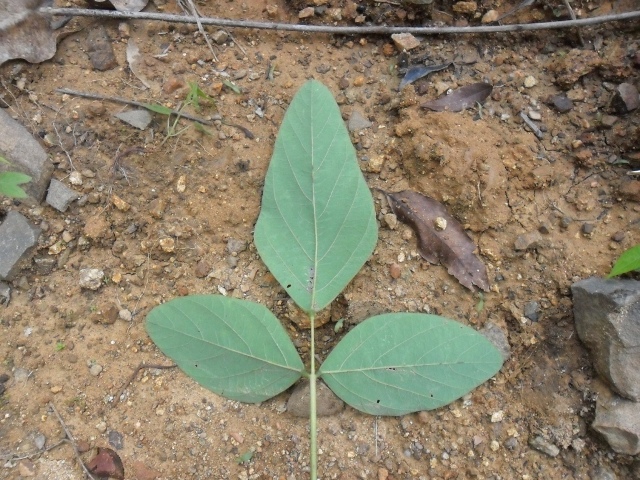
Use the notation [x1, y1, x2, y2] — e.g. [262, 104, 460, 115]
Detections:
[309, 311, 317, 480]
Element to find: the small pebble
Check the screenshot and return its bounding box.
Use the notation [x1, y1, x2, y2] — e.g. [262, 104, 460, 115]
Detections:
[524, 301, 540, 322]
[50, 385, 62, 394]
[119, 309, 132, 322]
[529, 435, 559, 457]
[612, 231, 625, 242]
[560, 216, 573, 229]
[96, 421, 107, 433]
[69, 171, 83, 185]
[389, 263, 402, 279]
[550, 94, 573, 113]
[523, 75, 537, 88]
[581, 223, 595, 235]
[491, 410, 504, 423]
[89, 364, 103, 376]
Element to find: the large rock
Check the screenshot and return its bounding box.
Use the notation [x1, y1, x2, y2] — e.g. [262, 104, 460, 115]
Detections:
[0, 211, 41, 280]
[571, 277, 640, 401]
[0, 108, 53, 202]
[593, 385, 640, 455]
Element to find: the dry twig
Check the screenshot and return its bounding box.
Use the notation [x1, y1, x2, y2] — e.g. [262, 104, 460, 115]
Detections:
[113, 362, 177, 405]
[177, 0, 218, 62]
[55, 88, 213, 125]
[48, 402, 97, 480]
[41, 7, 640, 35]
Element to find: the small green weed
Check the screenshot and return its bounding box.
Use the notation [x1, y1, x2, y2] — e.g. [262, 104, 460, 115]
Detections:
[608, 244, 640, 278]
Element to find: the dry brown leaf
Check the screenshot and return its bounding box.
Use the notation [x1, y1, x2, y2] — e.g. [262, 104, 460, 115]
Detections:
[0, 0, 57, 66]
[384, 190, 490, 292]
[422, 82, 493, 112]
[85, 447, 125, 480]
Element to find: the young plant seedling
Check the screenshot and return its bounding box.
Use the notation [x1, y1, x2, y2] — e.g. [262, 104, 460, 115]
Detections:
[608, 243, 640, 277]
[144, 82, 216, 145]
[146, 80, 503, 479]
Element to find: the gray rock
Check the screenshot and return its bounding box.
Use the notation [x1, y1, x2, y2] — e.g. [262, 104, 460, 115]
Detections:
[86, 25, 118, 71]
[612, 82, 639, 114]
[571, 277, 640, 401]
[286, 380, 344, 417]
[528, 435, 559, 457]
[114, 109, 152, 130]
[79, 268, 104, 290]
[591, 466, 617, 480]
[347, 110, 373, 132]
[212, 30, 228, 45]
[523, 301, 540, 322]
[0, 108, 53, 202]
[514, 231, 542, 251]
[593, 388, 640, 455]
[226, 238, 247, 254]
[0, 211, 41, 281]
[549, 94, 573, 113]
[46, 179, 78, 212]
[480, 322, 511, 361]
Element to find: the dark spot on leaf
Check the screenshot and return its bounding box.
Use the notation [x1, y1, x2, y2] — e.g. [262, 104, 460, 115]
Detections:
[286, 284, 291, 289]
[376, 399, 380, 403]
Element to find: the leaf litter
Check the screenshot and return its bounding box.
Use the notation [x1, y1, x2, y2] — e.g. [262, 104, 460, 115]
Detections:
[422, 82, 493, 112]
[383, 190, 490, 292]
[398, 63, 451, 91]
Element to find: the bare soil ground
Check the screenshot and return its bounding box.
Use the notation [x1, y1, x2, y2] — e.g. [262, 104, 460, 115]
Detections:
[1, 0, 640, 479]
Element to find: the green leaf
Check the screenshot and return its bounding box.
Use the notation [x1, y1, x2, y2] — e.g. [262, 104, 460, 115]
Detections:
[142, 103, 174, 115]
[146, 295, 304, 403]
[0, 171, 31, 198]
[608, 244, 640, 277]
[187, 82, 215, 110]
[254, 80, 378, 313]
[318, 313, 503, 416]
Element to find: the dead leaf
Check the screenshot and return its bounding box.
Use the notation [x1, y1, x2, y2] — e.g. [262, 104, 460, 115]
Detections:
[0, 0, 57, 66]
[126, 38, 152, 89]
[86, 447, 125, 480]
[399, 63, 451, 91]
[384, 190, 490, 292]
[88, 0, 149, 11]
[422, 82, 493, 112]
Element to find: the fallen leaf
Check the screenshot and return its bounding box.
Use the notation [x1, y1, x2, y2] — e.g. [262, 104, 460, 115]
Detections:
[0, 0, 57, 66]
[85, 447, 125, 480]
[384, 190, 490, 292]
[126, 38, 152, 89]
[422, 82, 493, 112]
[399, 63, 451, 91]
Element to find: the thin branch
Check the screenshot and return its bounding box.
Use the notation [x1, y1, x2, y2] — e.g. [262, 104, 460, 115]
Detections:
[0, 439, 66, 461]
[563, 0, 586, 47]
[113, 362, 177, 405]
[48, 402, 98, 480]
[55, 88, 213, 125]
[178, 0, 218, 62]
[40, 7, 640, 34]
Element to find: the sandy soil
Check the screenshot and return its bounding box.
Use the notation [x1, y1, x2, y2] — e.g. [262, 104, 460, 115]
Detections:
[1, 0, 639, 479]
